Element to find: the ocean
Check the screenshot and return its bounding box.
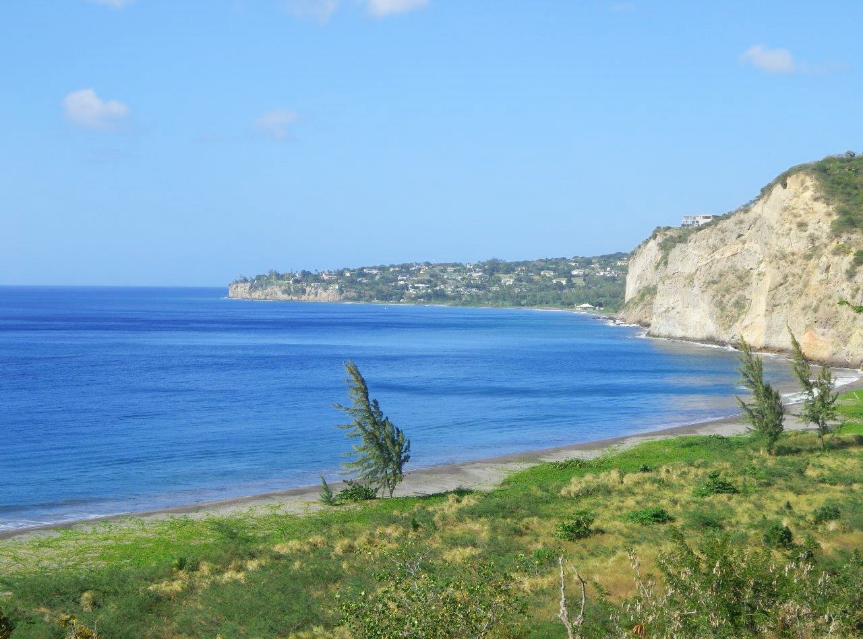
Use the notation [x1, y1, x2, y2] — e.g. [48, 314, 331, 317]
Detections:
[0, 287, 814, 532]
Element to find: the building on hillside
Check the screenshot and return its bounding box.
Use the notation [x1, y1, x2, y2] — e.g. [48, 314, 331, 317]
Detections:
[682, 214, 716, 227]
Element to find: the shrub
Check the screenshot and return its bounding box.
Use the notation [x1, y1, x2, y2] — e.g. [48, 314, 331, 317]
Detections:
[692, 470, 739, 497]
[555, 510, 596, 541]
[625, 506, 673, 525]
[685, 508, 725, 531]
[762, 522, 794, 548]
[319, 476, 336, 506]
[338, 480, 377, 502]
[813, 504, 841, 524]
[0, 609, 13, 639]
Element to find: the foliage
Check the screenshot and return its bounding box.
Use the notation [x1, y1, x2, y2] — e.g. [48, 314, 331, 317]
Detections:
[60, 616, 101, 638]
[736, 337, 785, 452]
[624, 506, 673, 525]
[761, 522, 794, 549]
[320, 476, 336, 506]
[692, 470, 739, 497]
[620, 532, 863, 638]
[760, 151, 863, 236]
[789, 330, 840, 449]
[340, 553, 528, 639]
[812, 504, 841, 525]
[0, 609, 12, 639]
[554, 510, 596, 541]
[335, 360, 411, 497]
[338, 480, 378, 502]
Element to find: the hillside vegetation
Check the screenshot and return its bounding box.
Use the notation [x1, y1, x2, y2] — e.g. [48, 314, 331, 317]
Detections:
[231, 254, 629, 311]
[2, 391, 863, 638]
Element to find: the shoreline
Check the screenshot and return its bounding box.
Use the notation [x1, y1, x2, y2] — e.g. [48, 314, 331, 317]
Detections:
[4, 375, 862, 542]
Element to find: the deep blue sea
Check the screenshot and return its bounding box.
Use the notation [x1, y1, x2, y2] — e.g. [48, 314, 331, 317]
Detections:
[0, 287, 813, 531]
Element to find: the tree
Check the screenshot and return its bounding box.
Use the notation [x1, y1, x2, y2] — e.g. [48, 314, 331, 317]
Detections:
[334, 360, 410, 497]
[736, 337, 785, 453]
[789, 330, 840, 450]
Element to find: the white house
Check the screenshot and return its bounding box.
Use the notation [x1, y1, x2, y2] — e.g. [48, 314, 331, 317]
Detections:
[682, 214, 716, 227]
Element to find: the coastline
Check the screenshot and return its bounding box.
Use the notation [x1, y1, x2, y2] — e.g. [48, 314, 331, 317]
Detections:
[4, 374, 862, 542]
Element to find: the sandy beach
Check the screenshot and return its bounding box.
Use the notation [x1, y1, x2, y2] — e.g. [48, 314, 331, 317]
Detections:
[4, 374, 861, 543]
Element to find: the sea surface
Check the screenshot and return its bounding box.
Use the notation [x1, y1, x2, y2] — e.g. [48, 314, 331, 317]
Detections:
[0, 287, 839, 532]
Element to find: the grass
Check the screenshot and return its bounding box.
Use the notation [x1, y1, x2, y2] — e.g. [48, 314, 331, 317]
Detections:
[761, 151, 863, 236]
[2, 394, 863, 637]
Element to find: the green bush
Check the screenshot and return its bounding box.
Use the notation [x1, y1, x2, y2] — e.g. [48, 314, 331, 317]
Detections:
[762, 522, 794, 548]
[555, 510, 596, 540]
[813, 504, 841, 524]
[625, 506, 673, 525]
[692, 470, 739, 497]
[338, 480, 377, 502]
[684, 508, 725, 531]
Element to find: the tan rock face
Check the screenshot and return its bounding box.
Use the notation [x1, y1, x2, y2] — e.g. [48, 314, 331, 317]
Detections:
[620, 173, 863, 365]
[228, 281, 345, 303]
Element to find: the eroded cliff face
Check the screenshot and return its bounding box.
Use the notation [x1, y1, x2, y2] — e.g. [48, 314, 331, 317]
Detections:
[228, 281, 345, 302]
[620, 173, 863, 365]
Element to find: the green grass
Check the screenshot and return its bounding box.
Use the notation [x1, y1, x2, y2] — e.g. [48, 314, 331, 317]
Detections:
[2, 399, 863, 637]
[761, 151, 863, 236]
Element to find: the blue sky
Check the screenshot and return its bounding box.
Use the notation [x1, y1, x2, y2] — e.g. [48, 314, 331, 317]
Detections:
[1, 0, 861, 286]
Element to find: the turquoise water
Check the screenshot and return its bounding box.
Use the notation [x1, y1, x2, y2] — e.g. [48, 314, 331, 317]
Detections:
[0, 287, 799, 531]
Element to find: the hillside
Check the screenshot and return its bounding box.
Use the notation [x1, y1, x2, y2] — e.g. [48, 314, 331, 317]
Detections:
[229, 254, 629, 311]
[621, 153, 863, 365]
[2, 394, 863, 637]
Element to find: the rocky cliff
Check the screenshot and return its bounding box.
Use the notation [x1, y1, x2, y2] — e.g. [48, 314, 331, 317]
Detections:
[228, 281, 345, 302]
[620, 162, 863, 365]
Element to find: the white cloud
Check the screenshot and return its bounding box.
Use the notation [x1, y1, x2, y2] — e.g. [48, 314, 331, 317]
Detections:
[255, 110, 299, 140]
[366, 0, 427, 17]
[284, 0, 426, 21]
[284, 0, 341, 22]
[87, 0, 135, 8]
[739, 44, 798, 74]
[610, 2, 636, 12]
[62, 89, 130, 130]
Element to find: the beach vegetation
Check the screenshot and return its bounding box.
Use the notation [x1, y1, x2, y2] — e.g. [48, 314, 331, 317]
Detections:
[335, 361, 411, 498]
[623, 506, 673, 525]
[1, 394, 863, 637]
[319, 477, 336, 505]
[692, 470, 739, 497]
[337, 480, 378, 503]
[761, 521, 794, 549]
[554, 510, 596, 541]
[736, 337, 785, 452]
[789, 330, 841, 449]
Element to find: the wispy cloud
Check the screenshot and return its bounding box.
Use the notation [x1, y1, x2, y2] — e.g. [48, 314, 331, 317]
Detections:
[367, 0, 427, 17]
[739, 44, 798, 74]
[63, 89, 130, 130]
[255, 110, 299, 140]
[284, 0, 427, 22]
[87, 0, 135, 8]
[284, 0, 340, 22]
[610, 2, 636, 12]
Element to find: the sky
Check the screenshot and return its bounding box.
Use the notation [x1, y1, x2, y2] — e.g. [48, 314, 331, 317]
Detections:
[1, 0, 862, 286]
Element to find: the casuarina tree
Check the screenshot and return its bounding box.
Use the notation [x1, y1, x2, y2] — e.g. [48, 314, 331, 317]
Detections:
[737, 337, 785, 453]
[789, 330, 840, 450]
[334, 360, 410, 497]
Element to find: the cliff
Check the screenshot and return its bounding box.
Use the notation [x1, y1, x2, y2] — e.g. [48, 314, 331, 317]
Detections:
[620, 157, 863, 365]
[228, 281, 345, 302]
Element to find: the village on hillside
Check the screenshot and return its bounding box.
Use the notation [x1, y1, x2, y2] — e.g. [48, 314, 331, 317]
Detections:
[236, 253, 630, 311]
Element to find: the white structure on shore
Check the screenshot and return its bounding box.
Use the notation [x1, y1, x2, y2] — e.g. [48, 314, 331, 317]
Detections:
[682, 214, 716, 227]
